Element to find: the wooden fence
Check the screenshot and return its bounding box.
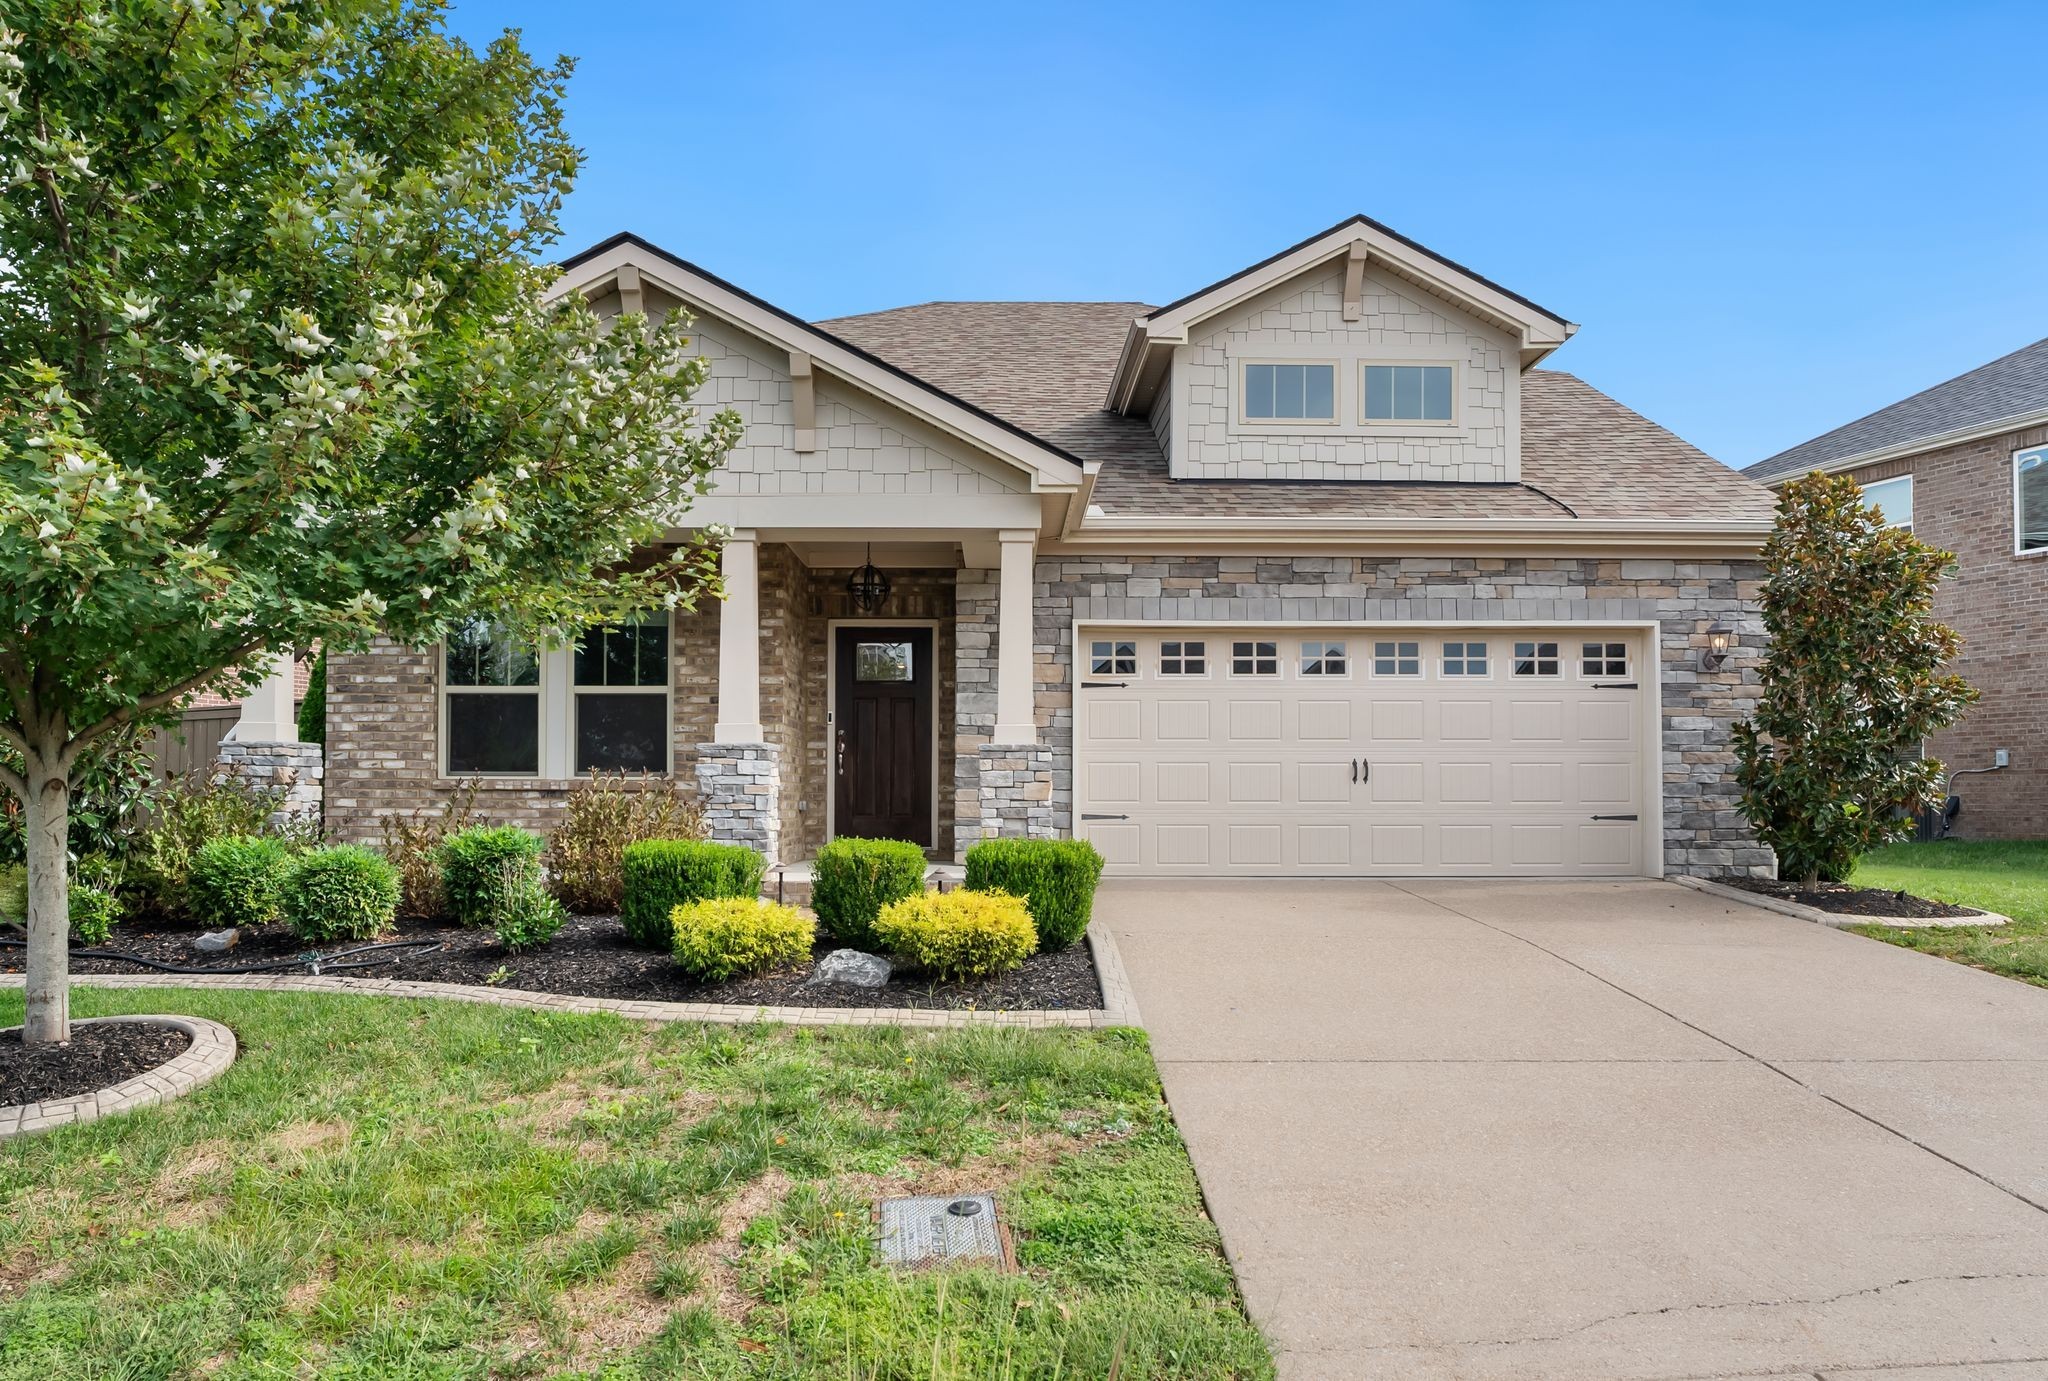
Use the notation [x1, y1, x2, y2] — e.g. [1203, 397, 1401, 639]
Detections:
[147, 704, 241, 781]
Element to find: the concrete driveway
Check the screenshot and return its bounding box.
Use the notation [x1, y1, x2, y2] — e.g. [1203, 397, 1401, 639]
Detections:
[1105, 879, 2048, 1381]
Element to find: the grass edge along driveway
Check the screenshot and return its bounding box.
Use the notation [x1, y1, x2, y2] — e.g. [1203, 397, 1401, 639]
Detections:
[0, 987, 1271, 1380]
[1849, 839, 2048, 989]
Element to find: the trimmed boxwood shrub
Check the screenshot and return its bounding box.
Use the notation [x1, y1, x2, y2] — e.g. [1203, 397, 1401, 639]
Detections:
[280, 845, 399, 943]
[810, 837, 927, 950]
[962, 837, 1105, 950]
[189, 835, 295, 929]
[873, 889, 1036, 981]
[671, 897, 813, 980]
[620, 840, 765, 948]
[439, 825, 545, 929]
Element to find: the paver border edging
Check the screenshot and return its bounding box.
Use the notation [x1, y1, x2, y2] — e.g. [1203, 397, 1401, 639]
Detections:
[1673, 873, 2012, 930]
[1, 1015, 237, 1141]
[0, 924, 1144, 1033]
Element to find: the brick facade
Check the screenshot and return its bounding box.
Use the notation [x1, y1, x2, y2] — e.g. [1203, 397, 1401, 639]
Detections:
[1841, 422, 2048, 839]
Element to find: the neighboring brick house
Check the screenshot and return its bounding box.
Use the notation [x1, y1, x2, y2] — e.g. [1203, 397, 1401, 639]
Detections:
[1745, 336, 2048, 840]
[328, 216, 1778, 879]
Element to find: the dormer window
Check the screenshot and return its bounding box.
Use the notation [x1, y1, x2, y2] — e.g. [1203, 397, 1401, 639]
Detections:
[1363, 364, 1455, 423]
[1241, 362, 1335, 422]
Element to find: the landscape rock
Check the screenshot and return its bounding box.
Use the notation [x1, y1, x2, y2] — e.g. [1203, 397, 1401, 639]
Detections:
[194, 929, 239, 954]
[805, 949, 892, 989]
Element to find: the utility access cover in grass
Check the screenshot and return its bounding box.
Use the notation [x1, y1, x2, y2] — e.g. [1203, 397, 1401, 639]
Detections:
[876, 1194, 1008, 1269]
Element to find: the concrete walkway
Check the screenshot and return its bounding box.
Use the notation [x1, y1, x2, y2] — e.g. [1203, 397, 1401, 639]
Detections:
[1105, 878, 2048, 1381]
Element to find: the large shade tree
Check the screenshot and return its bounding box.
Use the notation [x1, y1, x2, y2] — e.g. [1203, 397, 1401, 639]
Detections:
[1734, 472, 1976, 888]
[1, 1, 738, 1043]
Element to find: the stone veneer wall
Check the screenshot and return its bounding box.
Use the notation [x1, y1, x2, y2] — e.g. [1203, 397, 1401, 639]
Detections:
[215, 739, 324, 825]
[1029, 555, 1771, 878]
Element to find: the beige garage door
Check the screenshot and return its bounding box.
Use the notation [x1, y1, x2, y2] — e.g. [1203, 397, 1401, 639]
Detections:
[1074, 627, 1650, 877]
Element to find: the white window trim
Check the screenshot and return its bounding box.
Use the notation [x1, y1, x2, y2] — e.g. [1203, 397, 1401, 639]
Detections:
[1228, 639, 1283, 677]
[1577, 640, 1631, 681]
[1858, 474, 1914, 530]
[1298, 639, 1351, 679]
[1158, 639, 1212, 678]
[2015, 446, 2048, 557]
[441, 668, 547, 779]
[1360, 360, 1461, 429]
[441, 621, 678, 780]
[1236, 358, 1341, 428]
[1089, 638, 1141, 678]
[1439, 639, 1493, 680]
[1511, 640, 1563, 679]
[571, 625, 676, 777]
[1368, 639, 1424, 679]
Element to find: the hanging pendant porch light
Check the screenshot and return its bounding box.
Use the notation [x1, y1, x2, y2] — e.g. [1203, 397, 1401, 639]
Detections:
[847, 544, 891, 613]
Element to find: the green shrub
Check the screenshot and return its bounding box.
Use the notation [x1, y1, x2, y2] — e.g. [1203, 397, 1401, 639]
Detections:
[620, 840, 764, 949]
[671, 897, 813, 980]
[0, 864, 23, 926]
[279, 845, 399, 943]
[872, 889, 1036, 981]
[962, 838, 1105, 950]
[439, 825, 545, 928]
[126, 770, 289, 921]
[67, 884, 121, 947]
[189, 835, 295, 928]
[297, 650, 327, 746]
[547, 771, 705, 914]
[495, 879, 567, 953]
[809, 837, 927, 949]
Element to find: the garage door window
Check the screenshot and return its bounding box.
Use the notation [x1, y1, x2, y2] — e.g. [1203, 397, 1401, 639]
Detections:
[1231, 641, 1279, 675]
[1372, 640, 1421, 677]
[1513, 641, 1560, 677]
[1441, 640, 1489, 676]
[1159, 640, 1206, 675]
[1300, 640, 1348, 676]
[1581, 641, 1629, 678]
[1090, 640, 1137, 676]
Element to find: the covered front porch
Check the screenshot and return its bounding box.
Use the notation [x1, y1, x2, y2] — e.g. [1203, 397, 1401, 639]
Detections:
[695, 527, 1048, 864]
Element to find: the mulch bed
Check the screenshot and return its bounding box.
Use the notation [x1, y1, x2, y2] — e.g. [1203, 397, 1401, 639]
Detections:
[0, 913, 1104, 1012]
[1, 1023, 192, 1107]
[1724, 877, 1985, 921]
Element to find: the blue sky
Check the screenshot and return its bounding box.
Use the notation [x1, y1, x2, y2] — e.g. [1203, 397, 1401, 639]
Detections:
[449, 1, 2048, 469]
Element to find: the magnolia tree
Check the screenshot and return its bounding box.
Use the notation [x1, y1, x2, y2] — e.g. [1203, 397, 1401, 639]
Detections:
[1734, 472, 1975, 889]
[1, 2, 739, 1043]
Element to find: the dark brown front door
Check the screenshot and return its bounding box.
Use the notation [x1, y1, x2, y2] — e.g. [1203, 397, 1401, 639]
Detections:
[833, 626, 934, 846]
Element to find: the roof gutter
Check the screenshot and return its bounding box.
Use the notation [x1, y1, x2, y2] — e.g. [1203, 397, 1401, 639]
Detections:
[1045, 515, 1772, 557]
[1754, 404, 2048, 485]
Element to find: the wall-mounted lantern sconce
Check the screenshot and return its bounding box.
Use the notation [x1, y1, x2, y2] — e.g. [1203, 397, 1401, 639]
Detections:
[1701, 622, 1732, 672]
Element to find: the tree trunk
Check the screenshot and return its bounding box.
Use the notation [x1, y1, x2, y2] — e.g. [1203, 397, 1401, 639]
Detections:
[22, 753, 71, 1045]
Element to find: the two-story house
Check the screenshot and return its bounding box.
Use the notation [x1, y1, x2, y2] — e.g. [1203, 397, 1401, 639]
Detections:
[325, 217, 1778, 879]
[1746, 336, 2048, 839]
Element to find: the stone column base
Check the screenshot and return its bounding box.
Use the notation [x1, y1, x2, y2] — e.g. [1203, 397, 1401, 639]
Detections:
[696, 742, 783, 863]
[974, 744, 1056, 843]
[215, 739, 323, 827]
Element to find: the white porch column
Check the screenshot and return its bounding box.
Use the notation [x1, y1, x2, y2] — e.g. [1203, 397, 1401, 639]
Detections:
[992, 529, 1038, 745]
[234, 651, 299, 743]
[713, 528, 764, 742]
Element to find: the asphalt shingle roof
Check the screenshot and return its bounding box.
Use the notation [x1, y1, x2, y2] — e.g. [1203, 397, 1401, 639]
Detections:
[820, 301, 1773, 524]
[1746, 334, 2048, 482]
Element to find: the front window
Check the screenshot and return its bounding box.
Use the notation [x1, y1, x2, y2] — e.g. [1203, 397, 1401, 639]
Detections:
[1231, 640, 1279, 676]
[1363, 364, 1454, 422]
[2018, 447, 2048, 553]
[1300, 640, 1348, 676]
[1372, 640, 1421, 676]
[1860, 475, 1913, 530]
[1513, 641, 1560, 677]
[1441, 640, 1488, 676]
[1159, 640, 1206, 675]
[1089, 640, 1137, 676]
[445, 618, 540, 775]
[1242, 362, 1335, 421]
[573, 617, 671, 774]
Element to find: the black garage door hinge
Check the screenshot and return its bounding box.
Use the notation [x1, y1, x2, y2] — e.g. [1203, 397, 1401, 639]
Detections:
[1081, 680, 1130, 689]
[1080, 813, 1129, 821]
[1589, 814, 1640, 821]
[1593, 682, 1639, 690]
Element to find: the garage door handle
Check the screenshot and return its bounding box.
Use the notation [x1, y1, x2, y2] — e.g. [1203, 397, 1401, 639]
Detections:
[1590, 814, 1639, 821]
[1080, 813, 1129, 821]
[1356, 758, 1369, 784]
[1081, 680, 1130, 689]
[1352, 758, 1357, 783]
[1593, 682, 1638, 690]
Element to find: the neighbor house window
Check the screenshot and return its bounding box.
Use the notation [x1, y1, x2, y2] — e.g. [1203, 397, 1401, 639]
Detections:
[1372, 641, 1421, 676]
[1860, 474, 1913, 529]
[1090, 640, 1137, 675]
[1231, 640, 1279, 675]
[573, 617, 671, 774]
[1580, 641, 1629, 678]
[2018, 446, 2048, 553]
[1159, 640, 1206, 675]
[1300, 640, 1348, 676]
[1513, 641, 1560, 677]
[1441, 640, 1489, 676]
[445, 618, 540, 775]
[1242, 362, 1335, 421]
[1363, 364, 1454, 423]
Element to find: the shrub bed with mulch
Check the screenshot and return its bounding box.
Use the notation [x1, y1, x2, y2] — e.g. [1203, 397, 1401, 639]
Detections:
[1, 1022, 192, 1106]
[0, 913, 1104, 1012]
[1723, 876, 1985, 920]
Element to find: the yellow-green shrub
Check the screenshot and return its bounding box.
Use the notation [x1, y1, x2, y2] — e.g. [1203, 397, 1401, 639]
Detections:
[670, 897, 813, 980]
[872, 889, 1036, 981]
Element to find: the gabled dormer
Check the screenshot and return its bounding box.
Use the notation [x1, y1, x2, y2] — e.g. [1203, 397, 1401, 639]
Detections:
[1106, 216, 1575, 483]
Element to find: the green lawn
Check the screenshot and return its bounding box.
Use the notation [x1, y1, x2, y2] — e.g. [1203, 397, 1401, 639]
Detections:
[0, 989, 1270, 1380]
[1847, 840, 2048, 988]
